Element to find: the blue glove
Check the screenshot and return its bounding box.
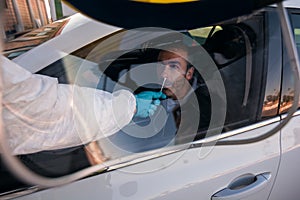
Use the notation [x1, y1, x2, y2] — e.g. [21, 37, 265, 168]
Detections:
[135, 91, 166, 118]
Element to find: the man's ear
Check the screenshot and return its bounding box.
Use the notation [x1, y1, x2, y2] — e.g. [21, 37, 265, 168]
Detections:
[186, 67, 194, 80]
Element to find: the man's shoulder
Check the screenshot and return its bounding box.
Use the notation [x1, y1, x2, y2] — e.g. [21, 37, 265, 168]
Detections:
[194, 85, 210, 100]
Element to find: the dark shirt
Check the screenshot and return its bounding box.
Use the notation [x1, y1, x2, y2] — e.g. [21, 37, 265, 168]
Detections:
[171, 83, 212, 144]
[106, 78, 214, 152]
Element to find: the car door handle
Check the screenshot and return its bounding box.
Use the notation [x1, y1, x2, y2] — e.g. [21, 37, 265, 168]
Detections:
[211, 173, 271, 200]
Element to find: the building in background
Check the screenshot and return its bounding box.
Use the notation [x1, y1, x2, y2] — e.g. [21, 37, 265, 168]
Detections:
[2, 0, 76, 40]
[48, 0, 76, 21]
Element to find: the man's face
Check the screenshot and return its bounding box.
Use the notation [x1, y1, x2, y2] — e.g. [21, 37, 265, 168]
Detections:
[157, 48, 194, 99]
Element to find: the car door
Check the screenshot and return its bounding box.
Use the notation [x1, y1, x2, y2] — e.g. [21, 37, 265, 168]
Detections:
[8, 9, 284, 200]
[268, 8, 300, 200]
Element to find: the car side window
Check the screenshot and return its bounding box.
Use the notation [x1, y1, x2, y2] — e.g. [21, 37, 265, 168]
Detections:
[280, 12, 300, 114]
[0, 12, 272, 197]
[198, 16, 265, 132]
[292, 13, 300, 108]
[292, 14, 300, 58]
[188, 26, 222, 45]
[37, 16, 266, 147]
[11, 14, 267, 179]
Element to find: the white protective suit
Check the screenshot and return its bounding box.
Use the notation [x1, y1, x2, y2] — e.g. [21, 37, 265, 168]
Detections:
[1, 56, 136, 155]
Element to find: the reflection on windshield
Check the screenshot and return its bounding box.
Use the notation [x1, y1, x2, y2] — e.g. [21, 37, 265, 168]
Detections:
[3, 18, 69, 59]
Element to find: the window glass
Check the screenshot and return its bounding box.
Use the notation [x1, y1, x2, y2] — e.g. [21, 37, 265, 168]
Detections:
[292, 14, 300, 108]
[188, 26, 222, 45]
[200, 17, 265, 130]
[280, 13, 300, 114]
[261, 11, 282, 118]
[33, 18, 264, 157]
[0, 14, 266, 195]
[295, 28, 300, 47]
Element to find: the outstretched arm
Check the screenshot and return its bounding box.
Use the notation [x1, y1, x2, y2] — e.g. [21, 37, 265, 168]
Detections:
[1, 56, 136, 155]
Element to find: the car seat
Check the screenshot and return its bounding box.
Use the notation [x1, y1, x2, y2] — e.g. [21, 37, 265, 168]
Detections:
[203, 24, 256, 130]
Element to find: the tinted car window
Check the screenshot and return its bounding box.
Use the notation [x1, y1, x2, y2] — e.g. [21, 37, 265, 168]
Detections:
[200, 16, 265, 131]
[292, 14, 300, 58]
[261, 10, 282, 118]
[188, 26, 222, 45]
[292, 13, 300, 108]
[35, 15, 265, 153]
[0, 12, 268, 195]
[279, 13, 300, 114]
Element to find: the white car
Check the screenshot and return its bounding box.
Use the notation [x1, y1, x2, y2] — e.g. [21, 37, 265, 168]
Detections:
[1, 0, 300, 199]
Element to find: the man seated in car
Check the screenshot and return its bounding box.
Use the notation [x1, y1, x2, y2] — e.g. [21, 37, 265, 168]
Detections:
[156, 42, 213, 144]
[88, 41, 216, 162]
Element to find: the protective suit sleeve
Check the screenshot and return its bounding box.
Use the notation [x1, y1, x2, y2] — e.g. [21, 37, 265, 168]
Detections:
[1, 56, 136, 155]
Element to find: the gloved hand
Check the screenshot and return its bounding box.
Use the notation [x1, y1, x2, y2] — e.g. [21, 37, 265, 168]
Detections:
[134, 91, 166, 118]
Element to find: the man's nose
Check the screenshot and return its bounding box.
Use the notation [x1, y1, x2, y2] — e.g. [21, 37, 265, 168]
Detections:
[160, 65, 170, 78]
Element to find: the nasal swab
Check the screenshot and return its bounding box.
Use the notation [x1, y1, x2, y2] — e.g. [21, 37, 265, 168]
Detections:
[160, 78, 166, 92]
